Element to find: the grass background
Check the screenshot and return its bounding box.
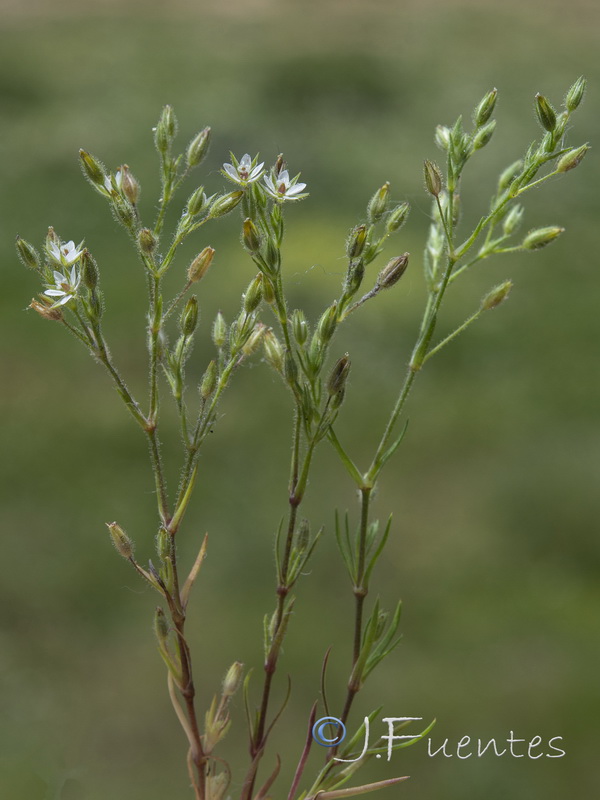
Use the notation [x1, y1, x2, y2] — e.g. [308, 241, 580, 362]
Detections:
[0, 1, 598, 798]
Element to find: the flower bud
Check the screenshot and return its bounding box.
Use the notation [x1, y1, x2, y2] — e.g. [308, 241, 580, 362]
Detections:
[212, 312, 226, 348]
[535, 93, 557, 132]
[263, 329, 284, 372]
[181, 296, 199, 337]
[29, 298, 63, 321]
[367, 182, 390, 224]
[386, 202, 410, 234]
[222, 662, 244, 697]
[242, 218, 261, 253]
[156, 526, 171, 562]
[377, 253, 409, 289]
[262, 276, 276, 304]
[327, 353, 350, 395]
[435, 125, 451, 151]
[502, 205, 524, 236]
[188, 246, 215, 283]
[331, 387, 346, 410]
[81, 249, 99, 290]
[243, 274, 263, 313]
[472, 119, 496, 150]
[283, 350, 298, 385]
[153, 607, 170, 645]
[209, 191, 244, 218]
[155, 106, 177, 153]
[187, 186, 207, 216]
[242, 323, 266, 356]
[498, 160, 523, 191]
[79, 149, 106, 187]
[565, 76, 586, 113]
[274, 154, 285, 176]
[107, 522, 134, 559]
[556, 144, 590, 173]
[474, 88, 498, 127]
[138, 228, 158, 256]
[291, 310, 308, 346]
[481, 280, 513, 310]
[522, 226, 564, 250]
[200, 360, 218, 399]
[113, 195, 135, 228]
[186, 126, 211, 168]
[16, 236, 39, 269]
[118, 165, 140, 205]
[424, 160, 442, 197]
[346, 225, 367, 259]
[264, 238, 281, 272]
[316, 302, 338, 344]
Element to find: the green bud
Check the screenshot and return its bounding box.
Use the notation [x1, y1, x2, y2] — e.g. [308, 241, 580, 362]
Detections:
[241, 323, 266, 356]
[284, 350, 298, 385]
[156, 526, 171, 562]
[181, 296, 199, 336]
[222, 662, 244, 698]
[502, 205, 524, 236]
[565, 76, 586, 113]
[187, 186, 207, 216]
[186, 126, 211, 168]
[556, 144, 590, 173]
[327, 353, 350, 395]
[188, 246, 215, 283]
[263, 329, 284, 372]
[107, 522, 134, 559]
[346, 225, 367, 259]
[472, 119, 496, 150]
[155, 105, 177, 153]
[153, 607, 170, 645]
[264, 238, 281, 272]
[200, 360, 218, 399]
[242, 218, 261, 253]
[474, 88, 498, 127]
[243, 274, 263, 313]
[522, 226, 564, 250]
[535, 93, 557, 132]
[262, 277, 276, 304]
[386, 202, 410, 234]
[291, 310, 308, 346]
[79, 149, 106, 188]
[377, 253, 409, 289]
[209, 191, 244, 218]
[330, 387, 346, 411]
[81, 249, 99, 290]
[113, 195, 135, 228]
[424, 160, 443, 197]
[367, 182, 390, 224]
[16, 236, 40, 269]
[481, 280, 513, 310]
[498, 160, 523, 191]
[212, 312, 226, 348]
[434, 125, 451, 151]
[316, 302, 338, 344]
[345, 259, 365, 297]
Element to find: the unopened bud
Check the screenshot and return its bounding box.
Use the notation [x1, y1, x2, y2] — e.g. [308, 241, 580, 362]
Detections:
[474, 88, 498, 127]
[118, 165, 140, 205]
[346, 225, 367, 259]
[502, 205, 524, 236]
[153, 607, 170, 644]
[243, 274, 263, 313]
[295, 519, 310, 554]
[274, 154, 285, 176]
[522, 226, 564, 250]
[155, 106, 177, 154]
[556, 144, 590, 173]
[565, 76, 586, 113]
[284, 350, 298, 385]
[472, 119, 496, 150]
[498, 160, 523, 191]
[263, 329, 284, 372]
[29, 298, 63, 321]
[243, 218, 261, 252]
[209, 191, 244, 218]
[327, 354, 350, 395]
[377, 253, 409, 289]
[186, 127, 211, 168]
[187, 186, 207, 216]
[113, 195, 135, 228]
[316, 302, 338, 343]
[188, 246, 215, 283]
[367, 182, 391, 224]
[481, 280, 513, 310]
[81, 249, 99, 290]
[242, 323, 266, 356]
[138, 228, 158, 256]
[16, 236, 39, 269]
[181, 296, 199, 336]
[156, 526, 171, 562]
[264, 238, 280, 272]
[212, 312, 226, 348]
[424, 160, 443, 197]
[200, 360, 218, 399]
[435, 125, 451, 151]
[79, 149, 106, 187]
[222, 661, 244, 697]
[291, 310, 308, 346]
[386, 202, 410, 234]
[107, 522, 134, 559]
[262, 276, 276, 304]
[535, 94, 557, 132]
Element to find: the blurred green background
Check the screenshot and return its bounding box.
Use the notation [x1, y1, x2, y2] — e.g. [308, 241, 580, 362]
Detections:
[1, 0, 598, 798]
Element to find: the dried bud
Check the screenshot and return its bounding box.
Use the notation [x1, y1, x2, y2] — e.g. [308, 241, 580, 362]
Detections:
[181, 296, 199, 337]
[424, 160, 443, 197]
[81, 249, 99, 290]
[316, 302, 338, 344]
[474, 88, 498, 127]
[556, 144, 590, 173]
[209, 191, 244, 218]
[243, 274, 263, 313]
[263, 329, 284, 372]
[472, 119, 496, 150]
[138, 228, 158, 256]
[187, 186, 207, 216]
[327, 353, 351, 395]
[29, 298, 63, 321]
[16, 236, 39, 269]
[377, 253, 409, 289]
[107, 521, 134, 559]
[435, 125, 451, 151]
[79, 149, 106, 188]
[200, 360, 218, 399]
[498, 160, 523, 191]
[222, 662, 244, 698]
[522, 226, 564, 250]
[274, 154, 285, 176]
[188, 246, 215, 283]
[291, 310, 308, 346]
[367, 182, 391, 224]
[153, 607, 170, 644]
[535, 93, 557, 132]
[212, 312, 226, 348]
[242, 218, 261, 253]
[346, 225, 367, 259]
[186, 126, 211, 168]
[481, 280, 513, 310]
[118, 165, 140, 205]
[386, 202, 410, 234]
[502, 205, 524, 236]
[565, 76, 586, 113]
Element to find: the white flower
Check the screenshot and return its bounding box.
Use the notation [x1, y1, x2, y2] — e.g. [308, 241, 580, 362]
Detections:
[44, 265, 81, 307]
[263, 169, 308, 202]
[47, 239, 84, 267]
[103, 170, 123, 194]
[222, 153, 264, 186]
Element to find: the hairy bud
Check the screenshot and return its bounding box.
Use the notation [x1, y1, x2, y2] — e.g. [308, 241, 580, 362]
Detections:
[209, 191, 244, 218]
[556, 144, 590, 173]
[535, 93, 557, 132]
[16, 236, 40, 269]
[481, 280, 513, 310]
[474, 88, 498, 127]
[186, 127, 211, 168]
[377, 253, 409, 289]
[424, 160, 443, 197]
[367, 182, 390, 223]
[188, 246, 215, 283]
[107, 522, 134, 559]
[522, 226, 564, 250]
